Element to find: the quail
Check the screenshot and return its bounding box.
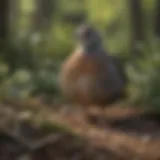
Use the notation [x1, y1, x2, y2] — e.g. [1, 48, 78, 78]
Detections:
[59, 24, 127, 110]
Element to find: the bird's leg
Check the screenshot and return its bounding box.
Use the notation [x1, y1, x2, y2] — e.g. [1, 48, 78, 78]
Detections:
[85, 105, 106, 128]
[99, 107, 107, 128]
[98, 104, 117, 128]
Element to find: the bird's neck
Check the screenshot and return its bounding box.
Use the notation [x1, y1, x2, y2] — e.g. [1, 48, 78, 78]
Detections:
[78, 43, 103, 54]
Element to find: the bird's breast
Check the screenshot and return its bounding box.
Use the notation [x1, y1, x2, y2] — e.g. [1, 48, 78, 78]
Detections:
[59, 50, 126, 105]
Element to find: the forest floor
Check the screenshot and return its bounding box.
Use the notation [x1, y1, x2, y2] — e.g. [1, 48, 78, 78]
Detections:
[0, 97, 160, 160]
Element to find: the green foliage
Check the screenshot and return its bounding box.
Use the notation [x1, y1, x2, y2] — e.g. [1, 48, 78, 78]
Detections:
[0, 0, 159, 108]
[127, 40, 160, 108]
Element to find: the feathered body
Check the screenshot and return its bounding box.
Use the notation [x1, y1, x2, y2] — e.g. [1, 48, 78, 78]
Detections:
[59, 24, 127, 107]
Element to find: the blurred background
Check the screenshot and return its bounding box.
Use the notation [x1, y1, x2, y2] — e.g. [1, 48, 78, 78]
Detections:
[1, 1, 160, 159]
[0, 0, 160, 108]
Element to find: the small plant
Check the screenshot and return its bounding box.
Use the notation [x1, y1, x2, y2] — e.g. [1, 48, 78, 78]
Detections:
[127, 40, 160, 109]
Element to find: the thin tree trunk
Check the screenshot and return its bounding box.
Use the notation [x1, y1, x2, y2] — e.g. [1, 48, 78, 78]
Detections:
[0, 0, 9, 40]
[129, 0, 145, 55]
[8, 0, 20, 35]
[32, 0, 55, 32]
[154, 0, 160, 38]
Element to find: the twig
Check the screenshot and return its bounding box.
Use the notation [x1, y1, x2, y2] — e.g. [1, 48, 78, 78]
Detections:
[2, 128, 64, 151]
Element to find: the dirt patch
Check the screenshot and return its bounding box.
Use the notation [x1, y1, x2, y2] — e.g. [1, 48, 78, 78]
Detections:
[107, 111, 160, 136]
[0, 124, 122, 160]
[88, 108, 160, 136]
[0, 99, 160, 159]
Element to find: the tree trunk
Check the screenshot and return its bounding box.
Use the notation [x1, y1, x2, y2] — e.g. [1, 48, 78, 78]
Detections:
[0, 0, 9, 40]
[32, 0, 55, 32]
[129, 0, 145, 55]
[154, 0, 160, 38]
[8, 0, 20, 35]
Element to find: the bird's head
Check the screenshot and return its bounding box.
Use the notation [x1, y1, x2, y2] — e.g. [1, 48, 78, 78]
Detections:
[75, 24, 102, 52]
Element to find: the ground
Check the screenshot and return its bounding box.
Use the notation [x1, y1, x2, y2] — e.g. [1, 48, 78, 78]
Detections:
[0, 97, 160, 160]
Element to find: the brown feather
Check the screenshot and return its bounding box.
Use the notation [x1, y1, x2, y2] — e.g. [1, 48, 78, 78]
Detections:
[59, 50, 127, 107]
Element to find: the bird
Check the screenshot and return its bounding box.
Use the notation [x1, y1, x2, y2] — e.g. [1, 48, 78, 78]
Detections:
[59, 23, 128, 109]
